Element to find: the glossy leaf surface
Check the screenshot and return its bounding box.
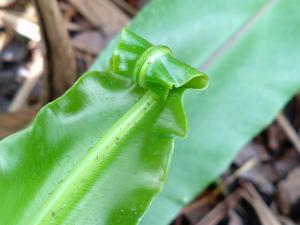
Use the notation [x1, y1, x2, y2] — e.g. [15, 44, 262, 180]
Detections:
[0, 30, 208, 225]
[91, 0, 300, 224]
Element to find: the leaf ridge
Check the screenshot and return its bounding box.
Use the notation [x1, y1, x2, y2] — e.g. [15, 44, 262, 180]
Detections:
[200, 0, 276, 70]
[31, 91, 158, 225]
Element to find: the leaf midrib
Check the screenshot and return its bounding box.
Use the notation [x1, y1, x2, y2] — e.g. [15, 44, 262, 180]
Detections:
[200, 0, 276, 70]
[31, 90, 158, 225]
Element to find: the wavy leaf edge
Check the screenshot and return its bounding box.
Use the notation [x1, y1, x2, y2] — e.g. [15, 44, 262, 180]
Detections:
[0, 29, 208, 225]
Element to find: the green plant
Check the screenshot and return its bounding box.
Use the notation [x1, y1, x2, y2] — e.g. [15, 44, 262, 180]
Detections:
[0, 29, 208, 225]
[92, 1, 300, 225]
[1, 0, 300, 225]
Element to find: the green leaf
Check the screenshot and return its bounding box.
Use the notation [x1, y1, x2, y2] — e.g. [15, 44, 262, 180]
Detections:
[92, 0, 300, 224]
[0, 30, 207, 225]
[110, 29, 208, 99]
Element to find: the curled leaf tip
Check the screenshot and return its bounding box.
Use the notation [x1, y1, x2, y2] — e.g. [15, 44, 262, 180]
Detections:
[110, 28, 209, 99]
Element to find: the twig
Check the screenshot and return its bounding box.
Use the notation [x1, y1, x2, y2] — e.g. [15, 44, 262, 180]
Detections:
[181, 158, 257, 217]
[200, 0, 276, 70]
[241, 182, 281, 225]
[195, 191, 240, 225]
[34, 0, 76, 100]
[225, 158, 258, 185]
[279, 216, 297, 225]
[276, 113, 300, 154]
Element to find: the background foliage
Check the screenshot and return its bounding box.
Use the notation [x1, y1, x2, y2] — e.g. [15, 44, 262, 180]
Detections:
[92, 0, 300, 224]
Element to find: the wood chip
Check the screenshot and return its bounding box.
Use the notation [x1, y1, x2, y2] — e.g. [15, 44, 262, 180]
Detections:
[72, 31, 104, 55]
[241, 182, 281, 225]
[240, 162, 276, 195]
[235, 143, 260, 166]
[278, 167, 300, 216]
[273, 148, 299, 178]
[195, 191, 241, 225]
[277, 113, 300, 154]
[228, 209, 243, 225]
[67, 0, 129, 35]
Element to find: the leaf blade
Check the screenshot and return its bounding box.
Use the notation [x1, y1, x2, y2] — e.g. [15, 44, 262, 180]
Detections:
[0, 31, 207, 225]
[91, 0, 300, 224]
